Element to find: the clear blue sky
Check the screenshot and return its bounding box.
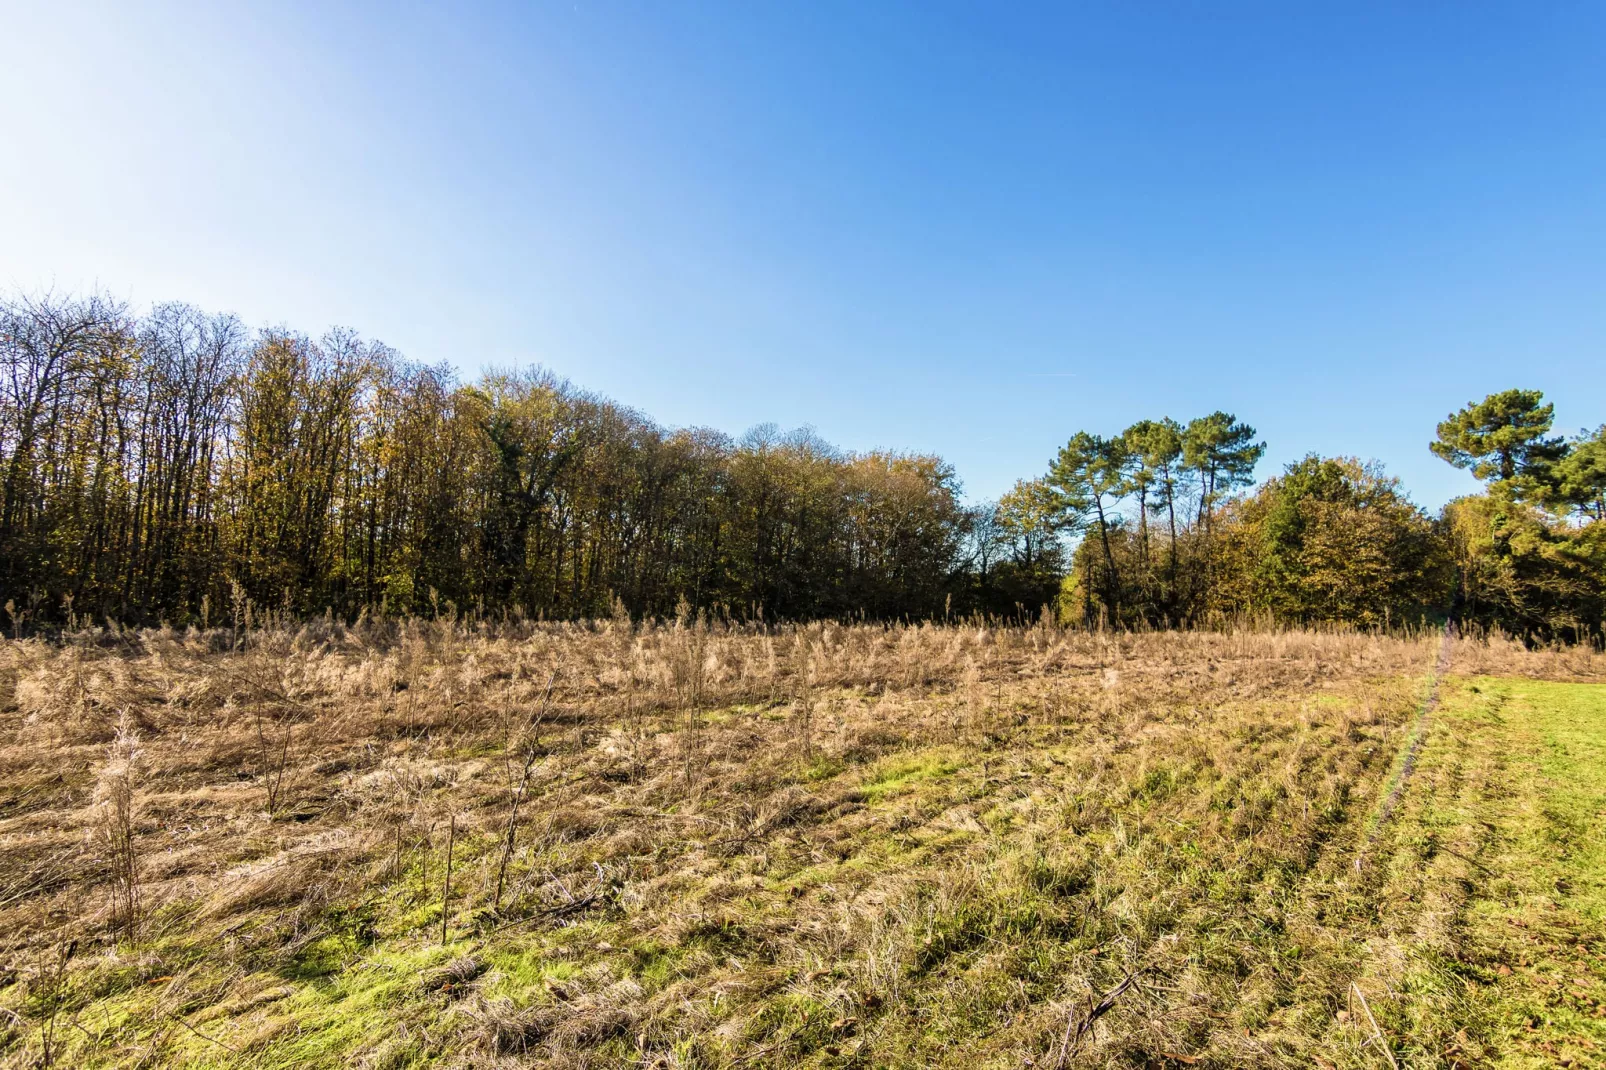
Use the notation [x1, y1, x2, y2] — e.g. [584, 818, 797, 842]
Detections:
[4, 2, 1604, 509]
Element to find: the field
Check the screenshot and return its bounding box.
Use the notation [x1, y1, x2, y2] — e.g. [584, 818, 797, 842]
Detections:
[0, 619, 1603, 1068]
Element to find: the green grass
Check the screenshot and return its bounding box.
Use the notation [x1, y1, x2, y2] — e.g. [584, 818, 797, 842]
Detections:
[1413, 677, 1606, 1068]
[859, 750, 965, 802]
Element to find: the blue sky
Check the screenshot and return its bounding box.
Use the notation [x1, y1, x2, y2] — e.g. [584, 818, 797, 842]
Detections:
[3, 2, 1604, 508]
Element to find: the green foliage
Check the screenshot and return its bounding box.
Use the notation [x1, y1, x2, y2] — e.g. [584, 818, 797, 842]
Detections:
[1430, 388, 1567, 493]
[1120, 417, 1184, 514]
[1047, 402, 1576, 641]
[1046, 431, 1130, 618]
[1430, 391, 1605, 641]
[964, 479, 1066, 616]
[1552, 425, 1606, 522]
[1046, 414, 1269, 627]
[994, 479, 1063, 563]
[1045, 432, 1128, 527]
[1237, 456, 1449, 625]
[1443, 494, 1606, 642]
[1181, 411, 1264, 523]
[1122, 417, 1188, 612]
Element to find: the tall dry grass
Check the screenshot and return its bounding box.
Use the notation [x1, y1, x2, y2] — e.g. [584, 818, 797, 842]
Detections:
[0, 615, 1599, 1066]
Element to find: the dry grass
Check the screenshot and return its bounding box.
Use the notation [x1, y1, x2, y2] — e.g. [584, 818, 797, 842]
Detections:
[0, 617, 1601, 1068]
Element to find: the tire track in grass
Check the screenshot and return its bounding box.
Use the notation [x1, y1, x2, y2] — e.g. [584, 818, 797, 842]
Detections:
[1340, 667, 1606, 1068]
[1356, 623, 1456, 873]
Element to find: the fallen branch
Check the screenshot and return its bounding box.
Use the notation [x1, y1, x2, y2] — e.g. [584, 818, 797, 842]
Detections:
[164, 1012, 239, 1054]
[1053, 971, 1139, 1069]
[484, 892, 600, 935]
[486, 863, 610, 934]
[1349, 984, 1399, 1070]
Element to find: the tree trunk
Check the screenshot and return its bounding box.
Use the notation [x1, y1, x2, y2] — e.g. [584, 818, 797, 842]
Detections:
[1093, 496, 1119, 621]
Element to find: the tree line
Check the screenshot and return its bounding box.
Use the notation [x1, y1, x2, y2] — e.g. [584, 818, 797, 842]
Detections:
[1, 291, 1601, 640]
[0, 293, 962, 625]
[978, 389, 1603, 641]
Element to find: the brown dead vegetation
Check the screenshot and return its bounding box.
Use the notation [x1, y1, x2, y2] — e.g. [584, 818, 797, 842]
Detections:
[0, 618, 1601, 1067]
